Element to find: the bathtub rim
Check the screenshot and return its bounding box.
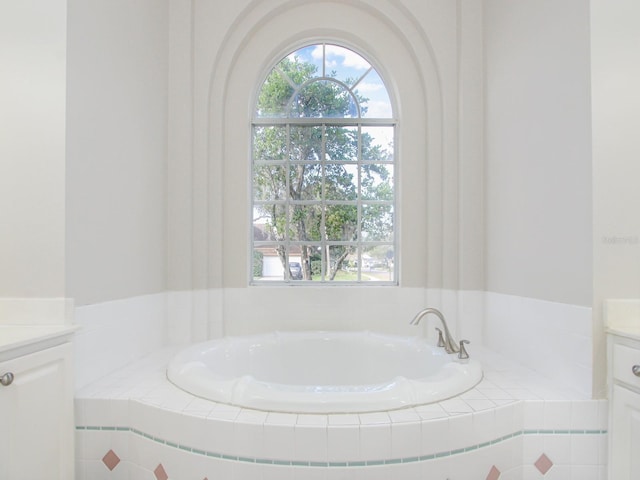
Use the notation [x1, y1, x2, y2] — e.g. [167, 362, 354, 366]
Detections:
[166, 330, 483, 414]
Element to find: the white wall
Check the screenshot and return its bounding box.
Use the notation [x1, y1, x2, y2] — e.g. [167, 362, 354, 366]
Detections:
[0, 0, 67, 299]
[482, 0, 593, 395]
[591, 0, 640, 397]
[66, 0, 169, 306]
[483, 0, 592, 307]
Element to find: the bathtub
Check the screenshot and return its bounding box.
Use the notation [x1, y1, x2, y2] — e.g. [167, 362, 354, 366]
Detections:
[167, 331, 482, 413]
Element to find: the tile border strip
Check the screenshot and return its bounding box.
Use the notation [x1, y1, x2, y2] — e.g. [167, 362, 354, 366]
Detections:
[76, 426, 608, 468]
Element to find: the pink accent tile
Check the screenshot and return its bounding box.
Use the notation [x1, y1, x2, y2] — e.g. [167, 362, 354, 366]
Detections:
[486, 465, 501, 480]
[535, 453, 553, 475]
[154, 464, 168, 480]
[102, 449, 120, 471]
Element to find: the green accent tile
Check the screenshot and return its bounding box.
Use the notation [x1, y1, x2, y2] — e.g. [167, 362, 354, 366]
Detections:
[222, 454, 239, 461]
[311, 462, 329, 467]
[115, 427, 129, 432]
[206, 452, 221, 458]
[366, 460, 385, 466]
[273, 460, 292, 466]
[238, 456, 255, 463]
[384, 458, 402, 465]
[478, 442, 491, 449]
[101, 426, 116, 431]
[435, 451, 450, 458]
[328, 462, 347, 467]
[166, 441, 178, 448]
[178, 445, 192, 452]
[348, 461, 366, 467]
[192, 449, 206, 456]
[451, 448, 465, 456]
[419, 454, 435, 461]
[402, 456, 420, 463]
[554, 430, 570, 434]
[256, 458, 274, 465]
[464, 445, 478, 452]
[586, 430, 601, 434]
[292, 461, 309, 467]
[87, 426, 100, 431]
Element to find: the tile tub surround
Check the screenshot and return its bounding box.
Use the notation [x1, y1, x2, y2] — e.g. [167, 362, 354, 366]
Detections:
[75, 348, 607, 480]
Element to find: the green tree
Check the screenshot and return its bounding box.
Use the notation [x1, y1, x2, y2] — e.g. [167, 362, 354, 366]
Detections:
[253, 53, 393, 281]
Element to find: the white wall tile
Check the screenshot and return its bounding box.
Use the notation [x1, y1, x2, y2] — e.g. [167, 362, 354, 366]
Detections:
[421, 418, 450, 455]
[570, 435, 600, 466]
[74, 293, 166, 390]
[543, 401, 572, 430]
[484, 292, 592, 397]
[359, 424, 391, 461]
[295, 425, 328, 462]
[328, 426, 360, 462]
[390, 421, 421, 458]
[263, 423, 295, 461]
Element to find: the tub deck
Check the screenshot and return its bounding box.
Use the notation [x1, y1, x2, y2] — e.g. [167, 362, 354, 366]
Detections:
[75, 346, 607, 480]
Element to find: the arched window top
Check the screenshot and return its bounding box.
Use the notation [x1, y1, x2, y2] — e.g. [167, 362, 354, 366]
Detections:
[256, 44, 393, 119]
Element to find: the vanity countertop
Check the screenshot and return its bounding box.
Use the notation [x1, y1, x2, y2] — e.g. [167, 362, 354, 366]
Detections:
[0, 324, 78, 361]
[607, 325, 640, 342]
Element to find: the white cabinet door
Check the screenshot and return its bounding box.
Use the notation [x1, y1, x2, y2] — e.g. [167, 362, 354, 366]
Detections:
[0, 343, 74, 480]
[610, 383, 640, 480]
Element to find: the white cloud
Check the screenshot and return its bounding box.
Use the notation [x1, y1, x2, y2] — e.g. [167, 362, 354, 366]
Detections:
[363, 100, 393, 118]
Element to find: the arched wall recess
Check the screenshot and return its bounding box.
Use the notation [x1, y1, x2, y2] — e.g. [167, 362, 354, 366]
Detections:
[202, 0, 453, 334]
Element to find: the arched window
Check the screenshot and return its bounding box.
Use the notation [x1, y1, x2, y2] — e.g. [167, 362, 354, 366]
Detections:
[251, 44, 396, 283]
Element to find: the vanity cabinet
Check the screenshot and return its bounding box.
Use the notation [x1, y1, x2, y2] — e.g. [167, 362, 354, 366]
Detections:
[608, 333, 640, 480]
[0, 342, 74, 480]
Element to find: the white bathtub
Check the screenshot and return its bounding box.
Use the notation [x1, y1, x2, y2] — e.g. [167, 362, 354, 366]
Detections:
[167, 331, 483, 413]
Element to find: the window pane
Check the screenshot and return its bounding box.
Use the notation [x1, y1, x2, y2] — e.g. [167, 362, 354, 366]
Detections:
[325, 126, 358, 162]
[361, 245, 395, 282]
[362, 126, 394, 161]
[325, 205, 358, 241]
[322, 45, 371, 87]
[252, 245, 281, 281]
[289, 163, 322, 201]
[289, 204, 322, 241]
[325, 164, 358, 201]
[327, 245, 358, 281]
[354, 69, 393, 118]
[256, 70, 293, 118]
[253, 126, 287, 161]
[284, 45, 323, 85]
[361, 164, 393, 201]
[362, 204, 394, 241]
[253, 165, 287, 201]
[290, 80, 357, 118]
[253, 204, 288, 240]
[290, 126, 323, 162]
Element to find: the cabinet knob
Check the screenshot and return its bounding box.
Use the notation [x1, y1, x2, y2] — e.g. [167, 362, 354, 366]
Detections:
[0, 372, 14, 386]
[632, 365, 640, 377]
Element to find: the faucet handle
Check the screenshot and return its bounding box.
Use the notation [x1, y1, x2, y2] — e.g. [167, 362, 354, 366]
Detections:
[435, 327, 445, 348]
[458, 340, 470, 360]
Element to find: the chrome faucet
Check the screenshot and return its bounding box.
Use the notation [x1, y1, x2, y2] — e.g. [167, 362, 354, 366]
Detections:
[410, 307, 459, 354]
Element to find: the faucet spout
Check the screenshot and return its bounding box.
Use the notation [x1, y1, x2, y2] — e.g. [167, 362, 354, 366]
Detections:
[410, 308, 459, 354]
